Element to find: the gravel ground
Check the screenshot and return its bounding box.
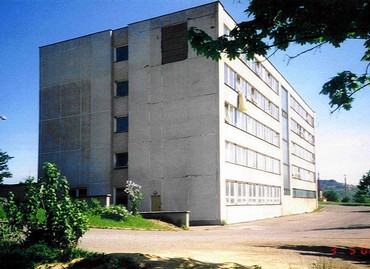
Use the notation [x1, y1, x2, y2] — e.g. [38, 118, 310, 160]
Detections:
[79, 205, 370, 268]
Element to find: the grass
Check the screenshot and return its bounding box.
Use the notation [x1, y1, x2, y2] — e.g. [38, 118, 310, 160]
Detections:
[319, 201, 370, 206]
[87, 214, 179, 231]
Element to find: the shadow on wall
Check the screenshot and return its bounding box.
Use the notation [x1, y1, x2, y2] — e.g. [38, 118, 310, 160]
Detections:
[276, 245, 370, 265]
[70, 253, 257, 269]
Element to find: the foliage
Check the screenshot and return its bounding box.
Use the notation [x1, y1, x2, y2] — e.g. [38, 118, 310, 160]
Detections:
[187, 0, 370, 112]
[125, 181, 143, 215]
[323, 190, 339, 202]
[341, 196, 350, 203]
[0, 222, 22, 243]
[88, 198, 103, 215]
[353, 170, 370, 203]
[0, 240, 99, 269]
[100, 205, 131, 221]
[318, 179, 357, 200]
[0, 162, 89, 249]
[0, 150, 13, 184]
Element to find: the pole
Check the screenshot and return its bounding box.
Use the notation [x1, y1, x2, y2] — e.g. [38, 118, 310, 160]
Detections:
[344, 174, 347, 197]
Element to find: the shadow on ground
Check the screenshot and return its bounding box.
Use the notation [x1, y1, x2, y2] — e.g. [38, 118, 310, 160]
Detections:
[68, 253, 259, 269]
[311, 225, 370, 231]
[275, 245, 370, 265]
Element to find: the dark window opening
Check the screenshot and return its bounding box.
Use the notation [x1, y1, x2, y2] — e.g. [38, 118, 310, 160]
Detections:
[115, 153, 128, 168]
[116, 81, 128, 96]
[69, 188, 87, 198]
[161, 22, 188, 64]
[115, 187, 128, 207]
[116, 117, 128, 133]
[115, 46, 128, 62]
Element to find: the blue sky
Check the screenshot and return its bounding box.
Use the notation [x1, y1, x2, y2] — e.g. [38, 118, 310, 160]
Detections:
[0, 0, 369, 185]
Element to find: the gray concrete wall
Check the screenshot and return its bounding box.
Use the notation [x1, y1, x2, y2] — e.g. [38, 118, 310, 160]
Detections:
[128, 2, 221, 223]
[39, 31, 113, 196]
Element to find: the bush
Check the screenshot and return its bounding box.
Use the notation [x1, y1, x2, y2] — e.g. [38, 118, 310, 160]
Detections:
[125, 181, 143, 215]
[88, 198, 103, 215]
[341, 196, 350, 203]
[323, 190, 339, 202]
[101, 205, 131, 221]
[0, 163, 89, 249]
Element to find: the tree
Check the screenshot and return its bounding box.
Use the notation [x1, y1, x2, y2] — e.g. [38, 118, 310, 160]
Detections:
[353, 170, 370, 203]
[323, 190, 340, 202]
[187, 0, 370, 113]
[1, 163, 88, 248]
[0, 150, 13, 184]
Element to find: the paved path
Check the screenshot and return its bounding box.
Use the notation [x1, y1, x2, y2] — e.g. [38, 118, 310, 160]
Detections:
[79, 205, 370, 268]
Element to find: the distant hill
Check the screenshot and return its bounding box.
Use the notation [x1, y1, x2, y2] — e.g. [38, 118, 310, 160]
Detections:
[318, 179, 357, 199]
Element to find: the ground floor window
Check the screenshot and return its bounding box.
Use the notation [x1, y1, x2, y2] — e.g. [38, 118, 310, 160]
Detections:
[114, 187, 128, 207]
[292, 188, 316, 198]
[69, 188, 87, 198]
[226, 180, 281, 205]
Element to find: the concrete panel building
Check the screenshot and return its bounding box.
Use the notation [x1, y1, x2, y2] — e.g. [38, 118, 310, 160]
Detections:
[39, 1, 317, 225]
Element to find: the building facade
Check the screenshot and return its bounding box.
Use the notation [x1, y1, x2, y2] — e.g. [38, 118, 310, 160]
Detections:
[39, 2, 317, 225]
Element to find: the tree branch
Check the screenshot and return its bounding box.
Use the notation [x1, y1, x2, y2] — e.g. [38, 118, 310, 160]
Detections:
[285, 42, 328, 64]
[330, 82, 370, 114]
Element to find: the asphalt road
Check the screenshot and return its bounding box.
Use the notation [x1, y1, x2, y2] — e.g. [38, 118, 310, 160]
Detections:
[79, 205, 370, 268]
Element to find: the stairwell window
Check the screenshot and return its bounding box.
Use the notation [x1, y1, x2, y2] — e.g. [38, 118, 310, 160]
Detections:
[114, 45, 128, 62]
[115, 153, 128, 168]
[115, 81, 129, 97]
[115, 117, 128, 133]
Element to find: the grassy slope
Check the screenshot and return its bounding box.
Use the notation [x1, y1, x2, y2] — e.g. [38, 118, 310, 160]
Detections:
[87, 214, 179, 231]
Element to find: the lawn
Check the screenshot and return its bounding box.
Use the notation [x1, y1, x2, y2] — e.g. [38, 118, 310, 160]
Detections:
[319, 201, 370, 206]
[87, 214, 179, 231]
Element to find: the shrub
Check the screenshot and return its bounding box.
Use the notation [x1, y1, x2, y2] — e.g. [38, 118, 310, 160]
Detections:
[323, 190, 339, 202]
[341, 196, 350, 203]
[1, 163, 89, 249]
[125, 181, 143, 215]
[88, 198, 103, 215]
[101, 205, 131, 221]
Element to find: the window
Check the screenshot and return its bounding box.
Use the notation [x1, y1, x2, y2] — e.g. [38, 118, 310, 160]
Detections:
[292, 165, 315, 182]
[293, 188, 316, 199]
[161, 22, 188, 64]
[224, 103, 280, 146]
[290, 96, 314, 126]
[69, 188, 87, 198]
[115, 153, 128, 168]
[116, 81, 128, 97]
[226, 180, 281, 205]
[225, 141, 280, 174]
[115, 45, 128, 62]
[115, 117, 128, 133]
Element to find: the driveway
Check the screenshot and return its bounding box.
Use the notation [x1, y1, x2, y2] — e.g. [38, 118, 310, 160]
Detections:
[79, 205, 370, 268]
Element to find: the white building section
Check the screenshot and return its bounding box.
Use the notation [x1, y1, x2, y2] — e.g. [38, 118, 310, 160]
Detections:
[39, 2, 317, 225]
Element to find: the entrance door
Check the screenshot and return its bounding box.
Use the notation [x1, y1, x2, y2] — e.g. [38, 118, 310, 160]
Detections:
[151, 195, 161, 211]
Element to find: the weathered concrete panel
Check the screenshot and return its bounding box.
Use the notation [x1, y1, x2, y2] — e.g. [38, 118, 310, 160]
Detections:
[114, 62, 129, 82]
[41, 119, 60, 153]
[113, 133, 128, 153]
[162, 138, 189, 179]
[113, 97, 128, 116]
[113, 27, 128, 47]
[162, 178, 189, 211]
[60, 150, 81, 187]
[40, 86, 60, 120]
[188, 134, 217, 176]
[60, 116, 80, 151]
[61, 82, 81, 117]
[189, 175, 219, 221]
[91, 111, 111, 148]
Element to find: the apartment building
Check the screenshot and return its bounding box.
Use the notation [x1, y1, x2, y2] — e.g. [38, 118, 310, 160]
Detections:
[39, 1, 317, 225]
